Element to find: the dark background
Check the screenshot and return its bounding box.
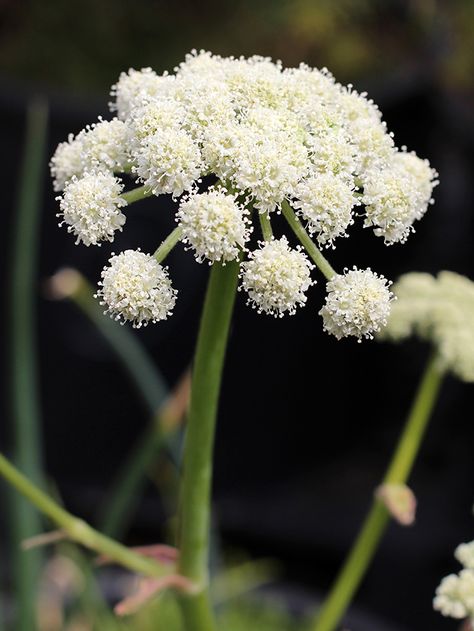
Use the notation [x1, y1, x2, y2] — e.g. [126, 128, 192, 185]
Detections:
[1, 1, 474, 629]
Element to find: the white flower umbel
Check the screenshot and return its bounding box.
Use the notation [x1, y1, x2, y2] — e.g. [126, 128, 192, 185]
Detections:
[320, 267, 393, 340]
[134, 129, 202, 198]
[177, 187, 251, 263]
[434, 570, 474, 621]
[363, 149, 438, 244]
[58, 172, 127, 246]
[240, 237, 313, 317]
[456, 542, 474, 570]
[96, 250, 177, 328]
[294, 173, 358, 247]
[381, 271, 474, 382]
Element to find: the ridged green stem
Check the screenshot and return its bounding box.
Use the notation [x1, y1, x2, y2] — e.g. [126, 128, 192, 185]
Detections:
[178, 261, 240, 631]
[121, 185, 153, 205]
[313, 352, 444, 631]
[0, 452, 170, 578]
[154, 226, 184, 264]
[259, 211, 273, 241]
[8, 99, 48, 631]
[281, 201, 336, 281]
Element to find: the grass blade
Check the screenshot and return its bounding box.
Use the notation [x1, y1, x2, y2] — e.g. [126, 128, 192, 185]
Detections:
[7, 98, 48, 631]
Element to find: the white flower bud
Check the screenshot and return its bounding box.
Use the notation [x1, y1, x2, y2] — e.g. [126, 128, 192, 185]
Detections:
[177, 187, 251, 263]
[456, 543, 474, 571]
[110, 67, 174, 120]
[240, 237, 314, 317]
[320, 267, 393, 340]
[96, 250, 177, 327]
[58, 172, 127, 246]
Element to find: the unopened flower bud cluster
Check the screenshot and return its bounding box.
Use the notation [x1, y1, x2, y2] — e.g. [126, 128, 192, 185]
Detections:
[380, 272, 474, 382]
[51, 51, 437, 333]
[434, 540, 474, 625]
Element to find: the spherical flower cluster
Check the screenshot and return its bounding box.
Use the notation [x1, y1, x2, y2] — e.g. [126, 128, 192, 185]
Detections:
[240, 238, 314, 317]
[380, 271, 474, 382]
[96, 250, 177, 328]
[434, 540, 474, 625]
[177, 187, 251, 263]
[57, 172, 127, 246]
[294, 173, 358, 247]
[319, 268, 393, 340]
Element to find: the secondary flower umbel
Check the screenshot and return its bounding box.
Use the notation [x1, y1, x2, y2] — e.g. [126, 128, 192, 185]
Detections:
[51, 51, 438, 335]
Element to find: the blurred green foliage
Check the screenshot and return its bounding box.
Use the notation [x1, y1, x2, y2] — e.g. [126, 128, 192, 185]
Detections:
[1, 0, 472, 95]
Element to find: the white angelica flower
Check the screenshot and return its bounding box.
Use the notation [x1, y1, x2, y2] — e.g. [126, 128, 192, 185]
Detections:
[434, 569, 474, 621]
[294, 173, 358, 246]
[50, 134, 86, 192]
[320, 267, 393, 340]
[134, 128, 202, 198]
[381, 271, 474, 382]
[96, 250, 177, 328]
[58, 172, 127, 246]
[363, 149, 438, 244]
[240, 237, 314, 317]
[456, 542, 474, 570]
[127, 100, 186, 151]
[177, 187, 251, 263]
[110, 67, 175, 120]
[80, 118, 130, 172]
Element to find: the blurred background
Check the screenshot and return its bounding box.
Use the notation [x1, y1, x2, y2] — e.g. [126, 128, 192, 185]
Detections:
[1, 0, 474, 629]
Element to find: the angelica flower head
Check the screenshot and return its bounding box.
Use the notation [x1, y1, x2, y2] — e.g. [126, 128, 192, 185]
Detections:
[381, 271, 474, 382]
[177, 187, 251, 263]
[320, 268, 393, 340]
[96, 250, 177, 328]
[58, 172, 127, 246]
[456, 542, 474, 571]
[240, 237, 314, 317]
[434, 570, 474, 621]
[51, 51, 438, 332]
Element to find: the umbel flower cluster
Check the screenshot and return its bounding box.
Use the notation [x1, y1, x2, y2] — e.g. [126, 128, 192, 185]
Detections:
[51, 51, 438, 335]
[434, 540, 474, 624]
[380, 271, 474, 381]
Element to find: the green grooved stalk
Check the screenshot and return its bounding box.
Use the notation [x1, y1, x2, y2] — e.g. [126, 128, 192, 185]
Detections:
[0, 452, 170, 578]
[121, 184, 153, 205]
[281, 201, 336, 281]
[178, 261, 240, 631]
[313, 352, 444, 631]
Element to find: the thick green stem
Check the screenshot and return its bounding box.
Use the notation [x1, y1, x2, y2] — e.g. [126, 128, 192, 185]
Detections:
[0, 452, 170, 579]
[121, 185, 153, 205]
[259, 211, 273, 241]
[281, 201, 336, 281]
[154, 226, 184, 264]
[313, 352, 444, 631]
[178, 261, 240, 631]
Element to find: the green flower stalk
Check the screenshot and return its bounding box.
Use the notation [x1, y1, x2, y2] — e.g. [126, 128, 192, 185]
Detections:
[314, 270, 474, 631]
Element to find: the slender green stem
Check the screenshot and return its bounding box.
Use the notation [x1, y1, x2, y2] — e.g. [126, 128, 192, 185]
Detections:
[281, 201, 336, 281]
[313, 352, 444, 631]
[154, 226, 184, 264]
[0, 452, 171, 578]
[259, 211, 273, 241]
[8, 99, 48, 631]
[178, 261, 240, 631]
[121, 185, 153, 205]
